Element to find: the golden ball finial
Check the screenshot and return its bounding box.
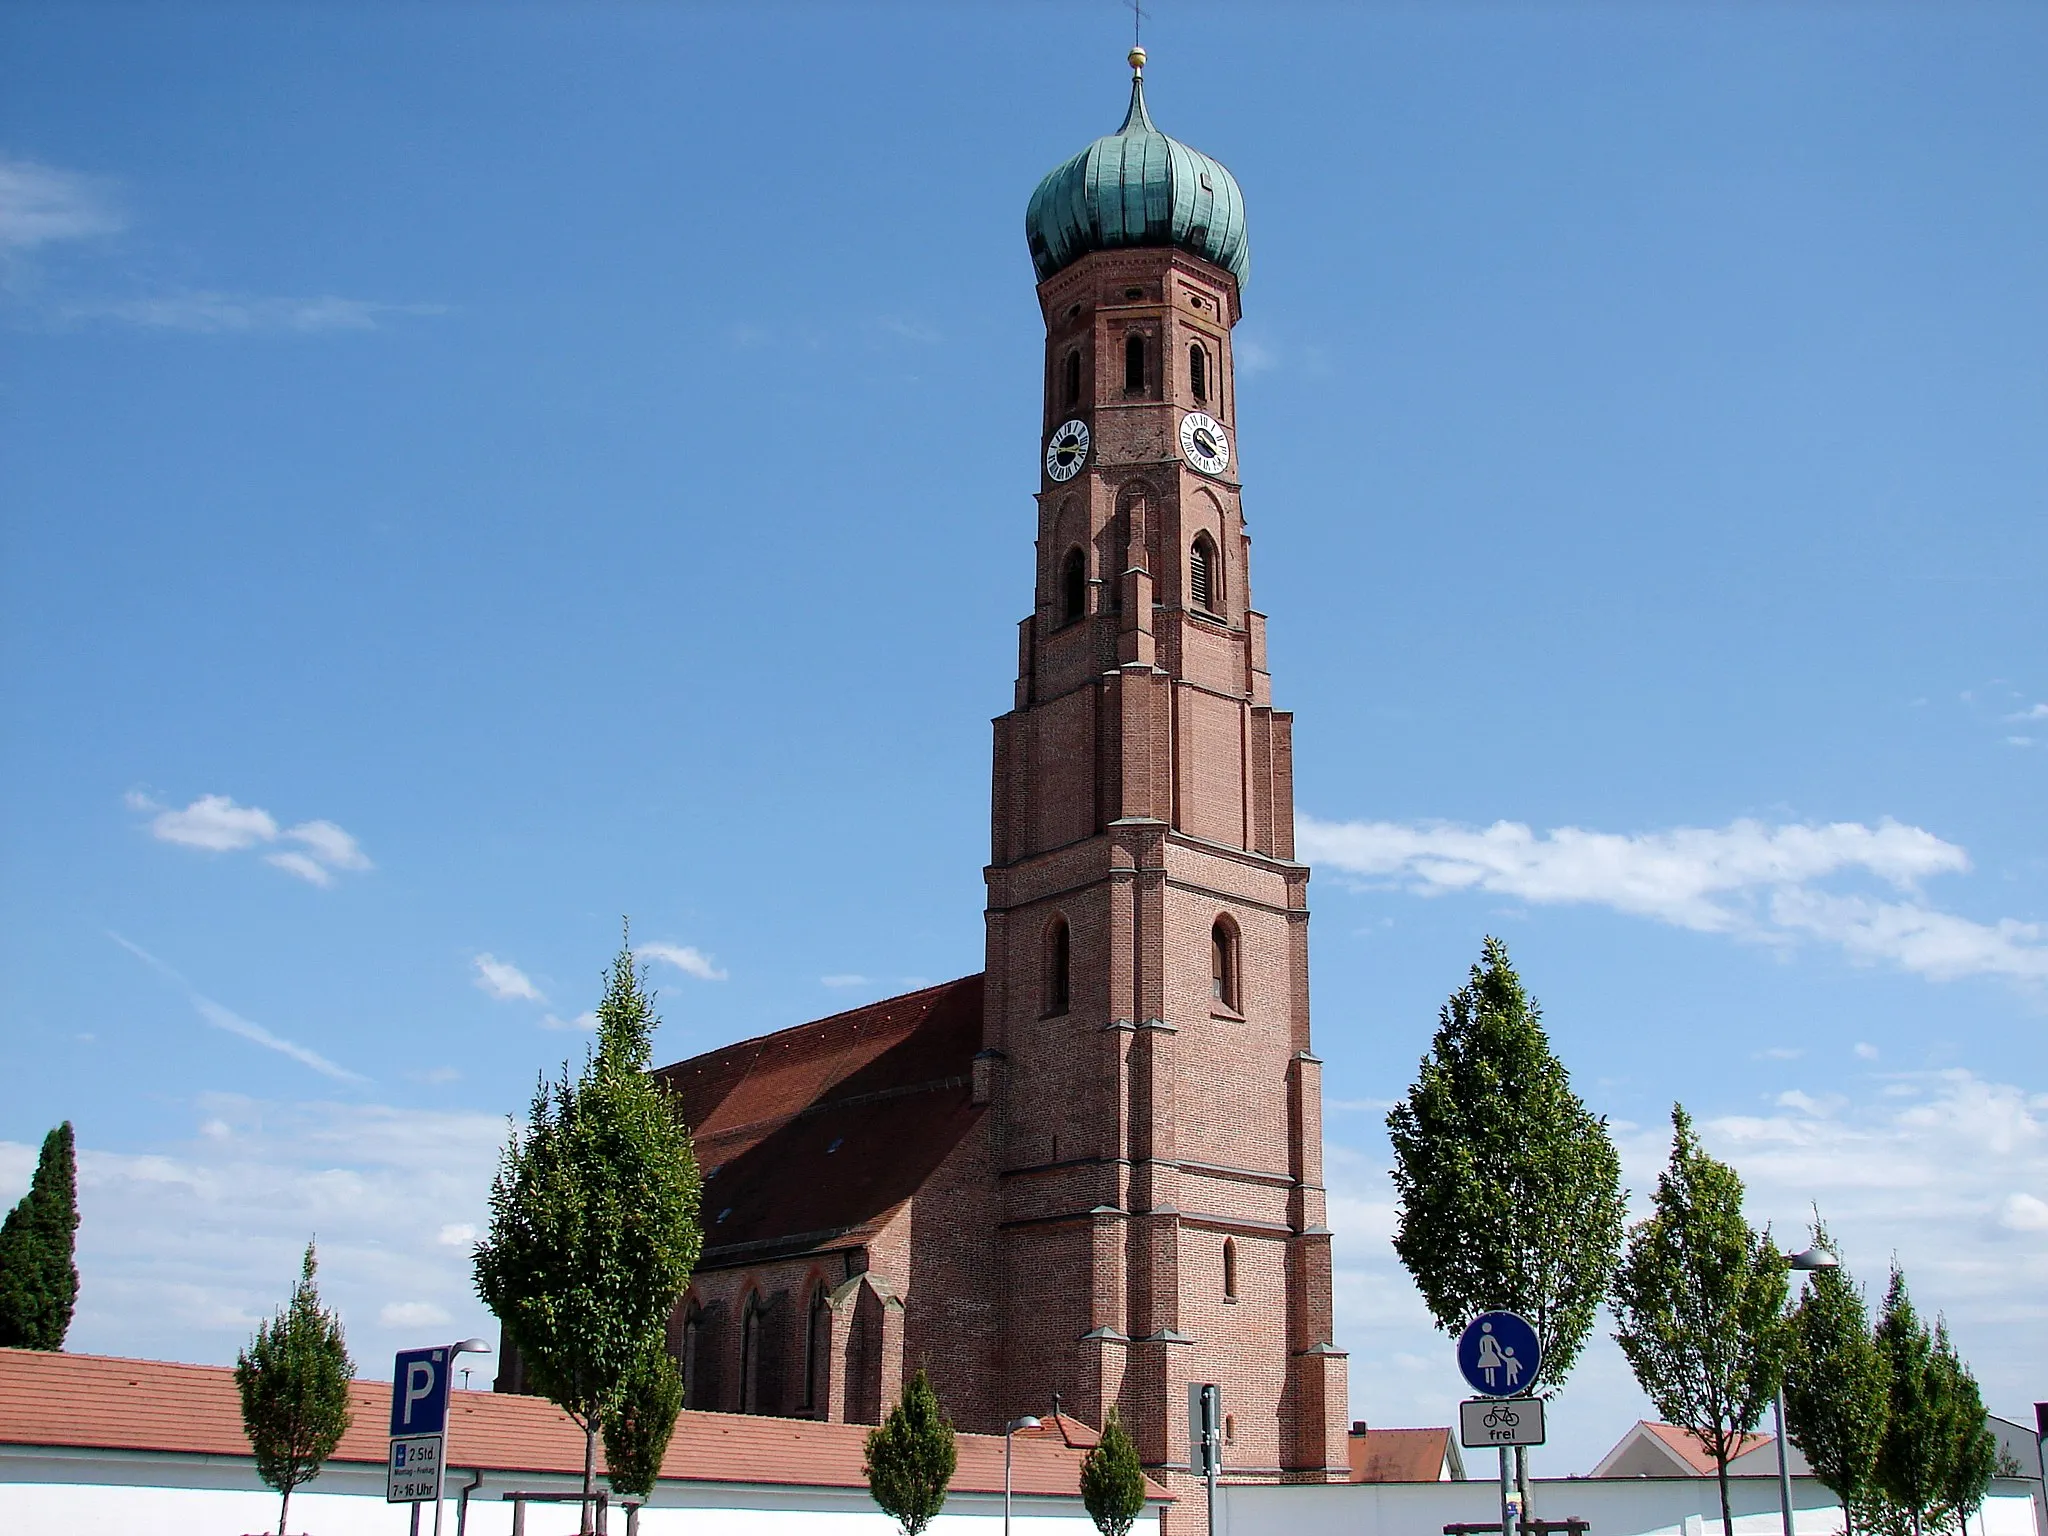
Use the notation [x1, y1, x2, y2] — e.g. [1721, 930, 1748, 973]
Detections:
[1128, 45, 1147, 74]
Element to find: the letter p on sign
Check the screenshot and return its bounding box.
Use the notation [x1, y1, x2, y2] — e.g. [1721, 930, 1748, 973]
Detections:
[389, 1348, 451, 1437]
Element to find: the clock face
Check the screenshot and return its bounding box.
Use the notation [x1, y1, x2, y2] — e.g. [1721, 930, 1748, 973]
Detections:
[1045, 419, 1091, 482]
[1179, 411, 1230, 476]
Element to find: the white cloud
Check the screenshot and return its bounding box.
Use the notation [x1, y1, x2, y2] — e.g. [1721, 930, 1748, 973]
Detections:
[132, 792, 372, 885]
[2006, 704, 2048, 722]
[637, 942, 727, 981]
[540, 1012, 596, 1032]
[111, 933, 365, 1083]
[472, 954, 543, 1004]
[1330, 1069, 2048, 1471]
[0, 1097, 505, 1379]
[436, 1223, 477, 1249]
[0, 156, 122, 251]
[1855, 1042, 1881, 1060]
[1299, 814, 2045, 985]
[61, 292, 447, 334]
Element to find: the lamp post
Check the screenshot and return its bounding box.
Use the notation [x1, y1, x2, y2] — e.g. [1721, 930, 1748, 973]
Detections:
[1777, 1247, 1838, 1536]
[434, 1338, 493, 1536]
[1004, 1415, 1042, 1536]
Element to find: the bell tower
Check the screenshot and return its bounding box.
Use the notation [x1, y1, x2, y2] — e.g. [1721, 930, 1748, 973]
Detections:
[983, 49, 1348, 1488]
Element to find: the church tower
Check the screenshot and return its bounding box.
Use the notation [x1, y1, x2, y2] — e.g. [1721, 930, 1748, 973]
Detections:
[984, 50, 1349, 1485]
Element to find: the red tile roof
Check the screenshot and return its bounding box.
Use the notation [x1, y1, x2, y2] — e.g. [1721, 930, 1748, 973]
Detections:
[655, 976, 987, 1262]
[1636, 1422, 1773, 1476]
[1348, 1426, 1453, 1482]
[0, 1349, 1166, 1500]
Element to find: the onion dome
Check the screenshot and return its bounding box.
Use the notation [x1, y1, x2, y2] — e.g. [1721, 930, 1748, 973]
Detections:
[1025, 48, 1250, 289]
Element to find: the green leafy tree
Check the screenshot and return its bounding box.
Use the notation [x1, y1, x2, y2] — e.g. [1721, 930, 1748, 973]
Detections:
[864, 1367, 957, 1536]
[235, 1242, 355, 1536]
[1869, 1270, 1997, 1536]
[1388, 938, 1626, 1510]
[475, 928, 703, 1534]
[1783, 1220, 1888, 1534]
[1387, 938, 1626, 1387]
[602, 1339, 683, 1499]
[1080, 1406, 1147, 1536]
[0, 1121, 80, 1350]
[1613, 1105, 1789, 1536]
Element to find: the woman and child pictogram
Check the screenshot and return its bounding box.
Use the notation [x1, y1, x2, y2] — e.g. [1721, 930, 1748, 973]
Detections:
[1473, 1319, 1524, 1391]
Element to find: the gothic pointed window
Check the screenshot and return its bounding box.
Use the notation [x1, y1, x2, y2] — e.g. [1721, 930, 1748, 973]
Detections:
[804, 1283, 829, 1416]
[1189, 343, 1208, 402]
[1211, 917, 1238, 1010]
[1045, 916, 1071, 1015]
[1223, 1237, 1239, 1300]
[1061, 547, 1087, 625]
[1064, 350, 1082, 406]
[740, 1293, 762, 1414]
[1190, 534, 1218, 614]
[681, 1300, 704, 1408]
[1124, 333, 1146, 394]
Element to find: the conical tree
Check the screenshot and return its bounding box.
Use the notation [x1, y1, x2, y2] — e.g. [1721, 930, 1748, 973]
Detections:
[0, 1121, 80, 1350]
[864, 1368, 957, 1536]
[1612, 1105, 1788, 1536]
[235, 1242, 354, 1536]
[1869, 1269, 1997, 1536]
[1783, 1220, 1888, 1534]
[1387, 938, 1625, 1391]
[603, 1337, 683, 1500]
[475, 925, 703, 1535]
[1081, 1406, 1147, 1536]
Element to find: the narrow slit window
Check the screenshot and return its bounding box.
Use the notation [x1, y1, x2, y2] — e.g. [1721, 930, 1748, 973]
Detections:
[1211, 918, 1237, 1009]
[681, 1304, 703, 1408]
[1223, 1237, 1239, 1300]
[1189, 343, 1208, 402]
[1046, 917, 1071, 1014]
[740, 1294, 762, 1414]
[1064, 350, 1082, 406]
[1061, 548, 1087, 624]
[804, 1285, 829, 1414]
[1124, 333, 1146, 393]
[1190, 535, 1216, 614]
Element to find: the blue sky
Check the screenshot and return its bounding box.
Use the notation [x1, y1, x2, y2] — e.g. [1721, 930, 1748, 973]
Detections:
[2, 2, 2042, 1471]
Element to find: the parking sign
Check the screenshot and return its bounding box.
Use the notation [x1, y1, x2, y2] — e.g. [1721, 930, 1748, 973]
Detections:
[387, 1347, 452, 1506]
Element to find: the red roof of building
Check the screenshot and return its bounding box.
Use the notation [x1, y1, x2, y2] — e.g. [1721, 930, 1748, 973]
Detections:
[0, 1348, 1165, 1500]
[1348, 1426, 1454, 1482]
[655, 976, 987, 1263]
[1635, 1422, 1773, 1476]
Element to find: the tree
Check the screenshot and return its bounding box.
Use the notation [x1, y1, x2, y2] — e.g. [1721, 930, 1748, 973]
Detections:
[1783, 1220, 1888, 1534]
[1869, 1269, 1997, 1536]
[0, 1121, 80, 1350]
[1080, 1406, 1147, 1536]
[1387, 938, 1626, 1511]
[235, 1242, 354, 1536]
[475, 928, 703, 1534]
[602, 1338, 683, 1500]
[1612, 1105, 1788, 1536]
[864, 1367, 957, 1536]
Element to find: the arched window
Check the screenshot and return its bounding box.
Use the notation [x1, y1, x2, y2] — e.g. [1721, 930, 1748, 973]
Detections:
[681, 1301, 704, 1408]
[1045, 916, 1071, 1015]
[1061, 547, 1087, 625]
[1223, 1237, 1239, 1300]
[1189, 343, 1208, 402]
[1190, 534, 1217, 614]
[1225, 1413, 1237, 1446]
[1211, 918, 1237, 1010]
[804, 1284, 830, 1415]
[1124, 333, 1146, 393]
[1064, 350, 1082, 406]
[740, 1293, 762, 1414]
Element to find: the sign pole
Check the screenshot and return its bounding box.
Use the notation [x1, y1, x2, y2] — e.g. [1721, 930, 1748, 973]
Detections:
[1499, 1444, 1513, 1536]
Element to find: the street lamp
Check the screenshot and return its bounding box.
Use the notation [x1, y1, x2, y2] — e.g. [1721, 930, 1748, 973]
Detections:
[434, 1339, 493, 1536]
[1005, 1415, 1043, 1536]
[1777, 1247, 1838, 1536]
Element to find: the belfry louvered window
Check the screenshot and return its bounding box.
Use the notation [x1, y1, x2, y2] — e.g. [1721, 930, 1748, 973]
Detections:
[1046, 916, 1071, 1014]
[1061, 547, 1087, 624]
[1125, 333, 1146, 393]
[1064, 350, 1082, 406]
[1190, 535, 1217, 614]
[1190, 343, 1208, 402]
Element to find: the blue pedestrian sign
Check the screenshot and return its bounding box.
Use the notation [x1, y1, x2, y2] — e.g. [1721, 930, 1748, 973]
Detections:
[1457, 1311, 1541, 1397]
[390, 1347, 453, 1437]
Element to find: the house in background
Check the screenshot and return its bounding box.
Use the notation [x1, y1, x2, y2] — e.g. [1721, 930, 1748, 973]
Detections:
[1591, 1421, 1811, 1479]
[1346, 1422, 1466, 1482]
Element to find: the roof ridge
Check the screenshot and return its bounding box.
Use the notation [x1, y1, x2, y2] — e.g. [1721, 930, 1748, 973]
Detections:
[653, 973, 982, 1075]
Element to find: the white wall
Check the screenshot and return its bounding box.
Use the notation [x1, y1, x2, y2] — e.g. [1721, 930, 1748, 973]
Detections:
[1219, 1476, 2042, 1536]
[0, 1446, 1163, 1536]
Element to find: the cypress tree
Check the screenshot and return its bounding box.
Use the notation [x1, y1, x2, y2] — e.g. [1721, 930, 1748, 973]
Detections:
[0, 1121, 80, 1350]
[1081, 1406, 1148, 1536]
[1783, 1222, 1888, 1534]
[1869, 1270, 1997, 1536]
[864, 1367, 957, 1536]
[602, 1338, 683, 1500]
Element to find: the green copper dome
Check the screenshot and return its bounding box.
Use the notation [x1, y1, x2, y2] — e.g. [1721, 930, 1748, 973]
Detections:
[1025, 57, 1250, 289]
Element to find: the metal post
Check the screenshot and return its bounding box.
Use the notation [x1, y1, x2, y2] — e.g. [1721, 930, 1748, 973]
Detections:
[1500, 1445, 1514, 1536]
[1005, 1425, 1014, 1536]
[1207, 1439, 1219, 1536]
[1776, 1386, 1795, 1536]
[411, 1504, 422, 1536]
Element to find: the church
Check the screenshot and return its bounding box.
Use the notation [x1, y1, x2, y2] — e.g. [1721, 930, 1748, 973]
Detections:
[505, 48, 1350, 1490]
